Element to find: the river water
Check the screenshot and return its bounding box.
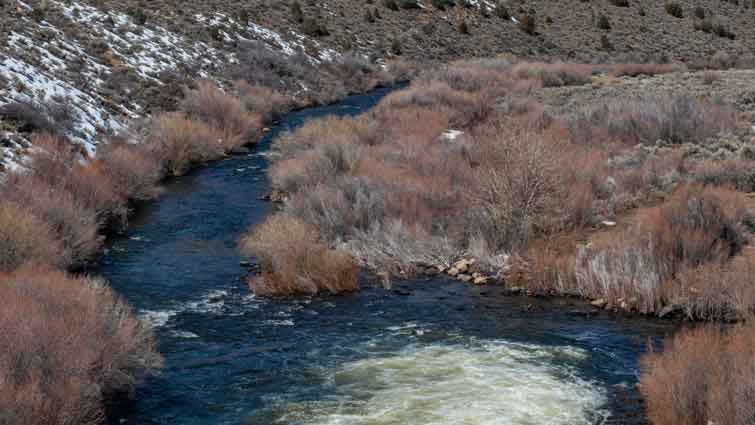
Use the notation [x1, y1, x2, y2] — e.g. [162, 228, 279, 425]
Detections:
[96, 87, 675, 425]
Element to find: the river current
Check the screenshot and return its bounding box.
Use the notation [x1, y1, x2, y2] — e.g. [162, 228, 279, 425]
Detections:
[96, 87, 675, 425]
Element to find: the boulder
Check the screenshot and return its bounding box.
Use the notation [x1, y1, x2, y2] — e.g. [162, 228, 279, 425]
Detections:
[458, 274, 472, 283]
[447, 267, 460, 277]
[658, 304, 680, 318]
[473, 276, 488, 285]
[590, 298, 607, 308]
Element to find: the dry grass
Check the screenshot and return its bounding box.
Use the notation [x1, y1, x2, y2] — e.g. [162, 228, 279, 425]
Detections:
[0, 265, 161, 425]
[240, 214, 359, 296]
[610, 63, 681, 77]
[640, 320, 755, 425]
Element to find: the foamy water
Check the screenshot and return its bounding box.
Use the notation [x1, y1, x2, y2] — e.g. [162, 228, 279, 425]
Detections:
[271, 341, 607, 425]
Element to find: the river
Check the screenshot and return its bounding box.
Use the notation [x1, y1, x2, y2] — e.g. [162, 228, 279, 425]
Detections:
[95, 87, 675, 425]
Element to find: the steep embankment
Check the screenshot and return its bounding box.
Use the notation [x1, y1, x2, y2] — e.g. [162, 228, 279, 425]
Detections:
[0, 0, 346, 170]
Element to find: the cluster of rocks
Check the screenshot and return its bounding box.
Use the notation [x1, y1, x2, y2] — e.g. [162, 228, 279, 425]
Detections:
[438, 258, 494, 285]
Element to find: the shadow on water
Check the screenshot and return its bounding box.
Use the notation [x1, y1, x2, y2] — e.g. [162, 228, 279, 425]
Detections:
[97, 85, 677, 425]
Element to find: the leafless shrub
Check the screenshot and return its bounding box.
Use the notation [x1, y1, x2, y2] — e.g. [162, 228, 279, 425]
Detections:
[567, 96, 737, 146]
[380, 81, 493, 126]
[469, 128, 566, 251]
[692, 159, 755, 192]
[270, 116, 378, 192]
[346, 218, 458, 275]
[511, 62, 593, 87]
[147, 112, 225, 176]
[240, 214, 359, 296]
[235, 81, 294, 122]
[0, 203, 62, 272]
[671, 256, 755, 321]
[701, 70, 721, 85]
[0, 98, 75, 136]
[640, 320, 755, 425]
[0, 265, 161, 425]
[2, 175, 101, 268]
[180, 81, 262, 150]
[569, 185, 749, 315]
[97, 140, 162, 201]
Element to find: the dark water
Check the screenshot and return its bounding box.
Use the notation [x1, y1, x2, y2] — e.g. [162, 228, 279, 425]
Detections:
[96, 87, 676, 425]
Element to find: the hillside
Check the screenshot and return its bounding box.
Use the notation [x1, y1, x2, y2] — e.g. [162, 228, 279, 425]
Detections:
[64, 0, 755, 63]
[1, 0, 754, 169]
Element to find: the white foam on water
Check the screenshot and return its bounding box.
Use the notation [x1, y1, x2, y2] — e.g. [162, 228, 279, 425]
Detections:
[139, 309, 179, 328]
[277, 340, 608, 425]
[264, 319, 295, 327]
[171, 330, 200, 339]
[138, 289, 229, 328]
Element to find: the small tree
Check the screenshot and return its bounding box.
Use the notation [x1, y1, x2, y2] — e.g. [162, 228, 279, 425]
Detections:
[458, 18, 470, 33]
[290, 0, 304, 22]
[365, 9, 376, 22]
[495, 2, 510, 19]
[391, 38, 402, 55]
[520, 14, 536, 35]
[384, 0, 399, 10]
[301, 17, 329, 36]
[694, 5, 706, 19]
[597, 13, 611, 29]
[600, 34, 613, 50]
[665, 2, 684, 18]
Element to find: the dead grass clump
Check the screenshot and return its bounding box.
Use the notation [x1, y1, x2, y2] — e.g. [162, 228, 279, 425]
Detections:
[0, 265, 161, 425]
[180, 81, 263, 150]
[640, 321, 755, 425]
[0, 203, 62, 272]
[240, 214, 359, 296]
[148, 112, 225, 176]
[610, 63, 681, 77]
[511, 62, 593, 87]
[567, 96, 737, 146]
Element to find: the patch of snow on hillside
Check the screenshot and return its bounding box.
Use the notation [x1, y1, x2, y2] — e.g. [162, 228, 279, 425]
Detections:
[0, 54, 127, 154]
[57, 1, 226, 80]
[195, 12, 340, 64]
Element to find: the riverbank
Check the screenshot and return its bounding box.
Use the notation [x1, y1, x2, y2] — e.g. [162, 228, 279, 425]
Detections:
[244, 58, 755, 425]
[248, 58, 755, 320]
